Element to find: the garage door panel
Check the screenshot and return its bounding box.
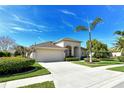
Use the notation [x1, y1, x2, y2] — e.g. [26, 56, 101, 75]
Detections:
[35, 49, 65, 62]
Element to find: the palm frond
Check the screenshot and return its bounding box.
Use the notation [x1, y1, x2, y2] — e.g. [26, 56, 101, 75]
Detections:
[114, 30, 122, 35]
[113, 37, 124, 53]
[114, 30, 124, 36]
[75, 25, 88, 32]
[114, 30, 121, 35]
[90, 17, 103, 30]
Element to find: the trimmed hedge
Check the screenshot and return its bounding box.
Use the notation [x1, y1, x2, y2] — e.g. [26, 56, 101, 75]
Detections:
[65, 57, 80, 61]
[117, 56, 124, 62]
[100, 58, 115, 61]
[84, 58, 100, 62]
[0, 57, 35, 75]
[0, 52, 11, 57]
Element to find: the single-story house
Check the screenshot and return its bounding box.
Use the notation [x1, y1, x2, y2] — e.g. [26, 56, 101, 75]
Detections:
[30, 38, 87, 62]
[109, 48, 122, 57]
[112, 52, 121, 57]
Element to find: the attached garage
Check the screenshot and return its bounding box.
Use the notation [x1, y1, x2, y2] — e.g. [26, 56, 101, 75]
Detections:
[30, 42, 66, 62]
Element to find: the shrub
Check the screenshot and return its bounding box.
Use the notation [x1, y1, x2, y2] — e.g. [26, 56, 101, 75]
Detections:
[0, 52, 5, 57]
[0, 57, 35, 75]
[100, 58, 115, 61]
[93, 51, 112, 58]
[5, 52, 11, 57]
[0, 51, 11, 57]
[84, 58, 100, 62]
[117, 56, 124, 62]
[81, 56, 87, 60]
[65, 56, 74, 58]
[65, 57, 80, 61]
[14, 51, 21, 56]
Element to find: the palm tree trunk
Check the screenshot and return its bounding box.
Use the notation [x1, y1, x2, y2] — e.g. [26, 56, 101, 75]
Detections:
[89, 28, 92, 63]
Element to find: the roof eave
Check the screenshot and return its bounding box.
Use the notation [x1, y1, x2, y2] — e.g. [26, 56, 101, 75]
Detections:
[34, 46, 67, 50]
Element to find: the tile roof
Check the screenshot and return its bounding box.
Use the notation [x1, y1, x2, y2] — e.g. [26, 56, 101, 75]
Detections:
[55, 38, 81, 43]
[33, 41, 63, 48]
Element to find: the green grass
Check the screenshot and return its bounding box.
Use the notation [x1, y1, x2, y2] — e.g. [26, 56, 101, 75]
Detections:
[108, 66, 124, 72]
[72, 61, 124, 67]
[19, 81, 55, 88]
[0, 63, 50, 83]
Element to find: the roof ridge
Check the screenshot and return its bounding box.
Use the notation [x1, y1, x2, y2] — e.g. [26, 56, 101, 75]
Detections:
[33, 41, 64, 48]
[55, 37, 81, 43]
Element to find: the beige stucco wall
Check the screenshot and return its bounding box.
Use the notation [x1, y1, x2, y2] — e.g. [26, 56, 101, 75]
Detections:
[64, 41, 81, 47]
[56, 41, 81, 47]
[55, 41, 64, 47]
[56, 41, 82, 57]
[31, 48, 65, 62]
[63, 41, 81, 58]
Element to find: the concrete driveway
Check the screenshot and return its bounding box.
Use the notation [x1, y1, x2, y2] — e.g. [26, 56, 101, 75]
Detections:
[39, 62, 124, 88]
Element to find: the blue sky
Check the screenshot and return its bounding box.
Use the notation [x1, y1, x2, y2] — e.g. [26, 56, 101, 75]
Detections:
[0, 5, 124, 48]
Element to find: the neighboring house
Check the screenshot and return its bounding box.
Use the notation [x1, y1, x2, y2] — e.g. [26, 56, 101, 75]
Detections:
[30, 38, 86, 62]
[112, 52, 121, 57]
[109, 48, 122, 57]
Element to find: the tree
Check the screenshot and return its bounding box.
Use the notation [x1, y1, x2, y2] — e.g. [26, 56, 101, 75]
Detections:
[113, 37, 124, 56]
[86, 39, 111, 58]
[75, 17, 103, 63]
[0, 36, 16, 51]
[14, 45, 27, 57]
[86, 39, 108, 52]
[14, 45, 35, 58]
[113, 30, 124, 56]
[26, 47, 35, 58]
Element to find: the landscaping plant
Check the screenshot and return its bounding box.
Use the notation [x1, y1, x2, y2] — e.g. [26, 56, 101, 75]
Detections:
[65, 57, 80, 61]
[75, 17, 103, 63]
[113, 30, 124, 56]
[93, 51, 112, 58]
[0, 51, 11, 57]
[0, 57, 35, 75]
[117, 56, 124, 62]
[84, 58, 100, 62]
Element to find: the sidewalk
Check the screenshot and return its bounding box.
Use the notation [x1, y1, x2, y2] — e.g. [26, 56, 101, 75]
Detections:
[0, 74, 53, 88]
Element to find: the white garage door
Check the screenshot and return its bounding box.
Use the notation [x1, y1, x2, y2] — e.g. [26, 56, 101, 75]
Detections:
[35, 49, 65, 62]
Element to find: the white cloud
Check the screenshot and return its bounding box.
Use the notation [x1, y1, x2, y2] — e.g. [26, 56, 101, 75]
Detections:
[37, 36, 45, 43]
[62, 19, 74, 28]
[12, 27, 25, 31]
[12, 14, 20, 21]
[0, 6, 5, 11]
[11, 26, 44, 33]
[12, 14, 46, 29]
[59, 9, 76, 16]
[0, 7, 57, 34]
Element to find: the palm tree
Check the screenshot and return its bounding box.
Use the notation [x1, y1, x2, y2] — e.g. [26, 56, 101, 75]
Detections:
[113, 30, 124, 56]
[113, 37, 124, 56]
[75, 17, 103, 63]
[114, 30, 124, 37]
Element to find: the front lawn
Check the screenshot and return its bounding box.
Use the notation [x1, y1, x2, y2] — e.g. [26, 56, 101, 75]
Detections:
[19, 81, 55, 88]
[107, 66, 124, 72]
[72, 61, 124, 67]
[0, 63, 50, 83]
